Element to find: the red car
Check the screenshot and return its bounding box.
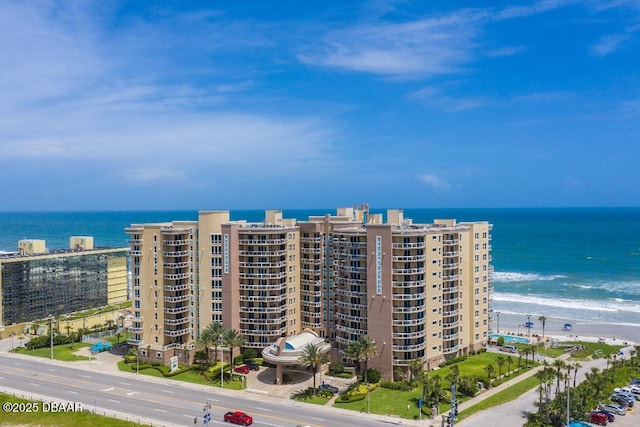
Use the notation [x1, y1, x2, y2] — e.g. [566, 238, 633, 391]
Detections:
[224, 411, 253, 425]
[590, 411, 608, 426]
[233, 365, 250, 374]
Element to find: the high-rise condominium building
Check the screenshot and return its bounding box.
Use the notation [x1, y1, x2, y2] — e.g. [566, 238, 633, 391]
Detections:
[126, 206, 492, 379]
[0, 237, 128, 328]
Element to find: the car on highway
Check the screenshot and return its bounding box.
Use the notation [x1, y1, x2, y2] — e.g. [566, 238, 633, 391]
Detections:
[233, 365, 250, 374]
[599, 403, 626, 415]
[224, 411, 253, 425]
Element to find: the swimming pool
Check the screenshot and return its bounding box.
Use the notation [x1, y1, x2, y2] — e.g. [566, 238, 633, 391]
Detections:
[489, 334, 531, 344]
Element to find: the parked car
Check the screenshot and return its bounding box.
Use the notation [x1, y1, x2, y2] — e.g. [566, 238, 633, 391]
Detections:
[599, 403, 626, 415]
[618, 387, 640, 399]
[246, 363, 260, 371]
[590, 411, 609, 426]
[233, 365, 250, 374]
[318, 383, 339, 394]
[611, 393, 633, 407]
[502, 345, 517, 353]
[224, 411, 253, 426]
[592, 410, 615, 422]
[629, 378, 640, 385]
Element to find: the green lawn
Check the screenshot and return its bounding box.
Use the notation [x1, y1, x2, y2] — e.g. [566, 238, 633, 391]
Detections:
[569, 342, 623, 360]
[13, 343, 92, 361]
[457, 375, 540, 421]
[0, 393, 147, 426]
[434, 351, 537, 382]
[117, 361, 245, 390]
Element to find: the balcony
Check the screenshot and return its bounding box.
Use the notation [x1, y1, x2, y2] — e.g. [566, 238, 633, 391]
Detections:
[165, 306, 190, 314]
[443, 239, 459, 245]
[239, 327, 287, 336]
[392, 318, 426, 326]
[442, 251, 459, 257]
[300, 268, 322, 275]
[392, 255, 426, 262]
[300, 247, 322, 254]
[164, 272, 190, 280]
[239, 283, 286, 291]
[392, 330, 424, 339]
[393, 267, 425, 275]
[241, 316, 285, 325]
[443, 308, 459, 317]
[238, 238, 286, 245]
[165, 317, 190, 326]
[300, 289, 322, 297]
[239, 307, 285, 314]
[238, 261, 287, 268]
[129, 327, 144, 334]
[443, 275, 459, 281]
[442, 298, 459, 305]
[336, 324, 367, 335]
[164, 283, 190, 292]
[163, 239, 189, 246]
[164, 328, 190, 337]
[239, 295, 287, 303]
[238, 250, 286, 256]
[392, 305, 424, 314]
[442, 321, 459, 328]
[393, 342, 426, 352]
[238, 272, 286, 279]
[300, 236, 322, 243]
[163, 261, 189, 269]
[127, 250, 143, 256]
[335, 312, 367, 323]
[335, 301, 367, 311]
[164, 295, 189, 303]
[393, 292, 425, 301]
[442, 332, 459, 341]
[392, 280, 426, 288]
[163, 250, 189, 257]
[442, 286, 459, 294]
[443, 344, 460, 354]
[392, 242, 426, 249]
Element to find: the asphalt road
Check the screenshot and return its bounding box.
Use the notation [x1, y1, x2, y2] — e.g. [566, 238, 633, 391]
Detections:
[0, 352, 418, 427]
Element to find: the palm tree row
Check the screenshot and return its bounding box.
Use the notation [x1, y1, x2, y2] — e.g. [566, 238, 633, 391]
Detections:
[196, 322, 245, 366]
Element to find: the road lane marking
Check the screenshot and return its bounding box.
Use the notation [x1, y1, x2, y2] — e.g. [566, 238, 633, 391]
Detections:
[109, 399, 120, 403]
[67, 391, 78, 394]
[154, 408, 167, 413]
[120, 382, 131, 386]
[126, 392, 139, 396]
[103, 387, 114, 392]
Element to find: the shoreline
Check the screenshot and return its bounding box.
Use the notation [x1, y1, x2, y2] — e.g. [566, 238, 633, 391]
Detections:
[493, 312, 640, 345]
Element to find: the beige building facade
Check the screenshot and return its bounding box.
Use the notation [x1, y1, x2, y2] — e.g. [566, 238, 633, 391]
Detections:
[126, 206, 492, 378]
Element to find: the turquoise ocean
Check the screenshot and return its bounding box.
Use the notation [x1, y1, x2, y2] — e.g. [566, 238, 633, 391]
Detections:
[1, 208, 639, 327]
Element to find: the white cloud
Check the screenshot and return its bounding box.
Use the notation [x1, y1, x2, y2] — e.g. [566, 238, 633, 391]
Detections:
[299, 10, 483, 79]
[410, 87, 485, 111]
[590, 33, 628, 56]
[417, 173, 451, 190]
[484, 46, 528, 57]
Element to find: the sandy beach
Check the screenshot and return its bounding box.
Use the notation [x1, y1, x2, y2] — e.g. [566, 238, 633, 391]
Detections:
[494, 312, 640, 345]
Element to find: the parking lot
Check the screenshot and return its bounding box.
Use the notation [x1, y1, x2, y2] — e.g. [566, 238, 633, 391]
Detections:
[605, 407, 637, 427]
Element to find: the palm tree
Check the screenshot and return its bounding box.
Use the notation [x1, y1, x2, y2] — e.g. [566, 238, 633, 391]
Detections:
[345, 335, 378, 383]
[409, 358, 423, 384]
[572, 363, 582, 388]
[553, 360, 566, 397]
[485, 364, 496, 386]
[196, 326, 215, 365]
[506, 355, 513, 377]
[298, 343, 330, 394]
[521, 347, 530, 368]
[529, 344, 538, 364]
[222, 328, 245, 367]
[495, 356, 506, 380]
[538, 315, 547, 338]
[535, 369, 547, 415]
[199, 322, 224, 364]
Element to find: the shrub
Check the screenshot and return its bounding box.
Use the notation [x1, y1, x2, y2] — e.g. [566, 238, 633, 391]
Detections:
[329, 361, 344, 374]
[282, 372, 292, 384]
[326, 372, 353, 379]
[381, 381, 412, 391]
[497, 336, 505, 346]
[242, 348, 258, 361]
[365, 368, 381, 384]
[234, 355, 244, 365]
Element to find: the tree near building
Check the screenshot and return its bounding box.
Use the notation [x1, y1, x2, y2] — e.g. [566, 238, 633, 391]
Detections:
[222, 328, 245, 367]
[298, 343, 330, 394]
[538, 315, 547, 338]
[345, 335, 378, 384]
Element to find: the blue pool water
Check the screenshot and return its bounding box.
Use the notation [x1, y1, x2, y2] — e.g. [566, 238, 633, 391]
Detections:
[567, 422, 591, 427]
[489, 334, 531, 344]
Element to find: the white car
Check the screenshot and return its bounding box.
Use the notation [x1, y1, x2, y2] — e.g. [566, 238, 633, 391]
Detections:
[599, 403, 626, 415]
[617, 387, 640, 400]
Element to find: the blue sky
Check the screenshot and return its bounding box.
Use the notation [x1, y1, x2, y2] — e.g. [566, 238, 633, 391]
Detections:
[1, 0, 639, 210]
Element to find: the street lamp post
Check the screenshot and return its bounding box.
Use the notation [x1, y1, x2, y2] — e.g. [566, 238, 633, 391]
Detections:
[527, 314, 531, 338]
[10, 332, 15, 351]
[220, 335, 224, 388]
[49, 316, 54, 360]
[496, 311, 500, 334]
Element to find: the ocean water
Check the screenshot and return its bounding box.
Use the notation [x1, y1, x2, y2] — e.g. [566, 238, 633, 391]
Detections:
[1, 207, 639, 326]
